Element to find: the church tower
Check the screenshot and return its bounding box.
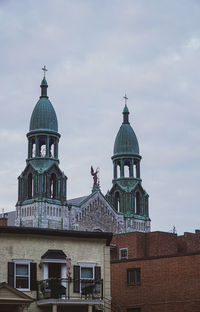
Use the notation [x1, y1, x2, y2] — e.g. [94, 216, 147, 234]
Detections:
[106, 97, 151, 232]
[15, 69, 68, 229]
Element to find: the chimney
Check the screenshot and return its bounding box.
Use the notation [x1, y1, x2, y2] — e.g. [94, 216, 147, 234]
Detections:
[0, 209, 8, 226]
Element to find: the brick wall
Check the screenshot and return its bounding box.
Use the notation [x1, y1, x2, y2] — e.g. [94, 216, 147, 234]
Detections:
[111, 253, 200, 312]
[111, 231, 178, 261]
[111, 231, 200, 312]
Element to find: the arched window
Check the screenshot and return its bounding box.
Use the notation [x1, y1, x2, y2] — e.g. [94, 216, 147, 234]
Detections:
[50, 138, 55, 158]
[131, 195, 135, 213]
[28, 173, 34, 198]
[39, 137, 46, 157]
[133, 161, 136, 177]
[135, 192, 141, 215]
[31, 139, 36, 157]
[124, 165, 129, 177]
[50, 173, 57, 199]
[117, 165, 120, 178]
[124, 159, 130, 177]
[115, 192, 120, 212]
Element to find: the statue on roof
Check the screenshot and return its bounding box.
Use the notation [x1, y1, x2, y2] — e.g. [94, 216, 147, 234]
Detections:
[91, 166, 99, 188]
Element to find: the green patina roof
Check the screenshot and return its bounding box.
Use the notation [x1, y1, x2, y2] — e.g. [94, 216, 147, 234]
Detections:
[29, 78, 58, 132]
[113, 105, 139, 156]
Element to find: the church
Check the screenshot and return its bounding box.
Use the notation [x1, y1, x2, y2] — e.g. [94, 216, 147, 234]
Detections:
[14, 71, 151, 234]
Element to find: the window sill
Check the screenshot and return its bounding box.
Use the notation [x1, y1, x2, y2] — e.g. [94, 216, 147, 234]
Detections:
[16, 288, 31, 292]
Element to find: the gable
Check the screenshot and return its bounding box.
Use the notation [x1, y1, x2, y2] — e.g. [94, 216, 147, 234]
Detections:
[109, 180, 148, 196]
[46, 163, 65, 177]
[74, 191, 124, 233]
[0, 283, 33, 302]
[20, 163, 35, 177]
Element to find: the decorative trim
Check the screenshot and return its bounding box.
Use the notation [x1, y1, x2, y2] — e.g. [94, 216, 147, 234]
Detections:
[77, 262, 97, 267]
[41, 259, 66, 264]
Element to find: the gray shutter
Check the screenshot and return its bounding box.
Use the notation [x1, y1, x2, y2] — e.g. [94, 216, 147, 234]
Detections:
[73, 265, 80, 293]
[30, 262, 37, 290]
[8, 262, 14, 287]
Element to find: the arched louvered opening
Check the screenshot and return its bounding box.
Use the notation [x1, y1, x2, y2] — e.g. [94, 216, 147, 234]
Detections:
[50, 173, 57, 199]
[131, 195, 135, 213]
[115, 192, 120, 212]
[135, 192, 141, 215]
[28, 173, 34, 198]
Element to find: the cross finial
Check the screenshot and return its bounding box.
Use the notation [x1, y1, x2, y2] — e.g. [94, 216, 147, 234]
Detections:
[123, 93, 128, 105]
[42, 65, 48, 77]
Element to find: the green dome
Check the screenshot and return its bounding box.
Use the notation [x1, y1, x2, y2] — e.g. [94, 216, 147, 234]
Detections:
[113, 105, 139, 155]
[29, 78, 58, 132]
[29, 98, 58, 132]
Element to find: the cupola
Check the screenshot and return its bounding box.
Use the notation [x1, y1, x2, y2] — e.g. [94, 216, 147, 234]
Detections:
[113, 104, 139, 156]
[29, 77, 58, 133]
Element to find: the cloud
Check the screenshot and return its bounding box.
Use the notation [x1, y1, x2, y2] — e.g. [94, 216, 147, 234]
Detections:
[0, 0, 200, 234]
[186, 37, 200, 50]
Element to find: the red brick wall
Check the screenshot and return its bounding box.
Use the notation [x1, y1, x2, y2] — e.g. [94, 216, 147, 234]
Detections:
[146, 232, 177, 257]
[178, 232, 200, 253]
[111, 254, 200, 312]
[111, 231, 178, 261]
[111, 232, 146, 260]
[111, 231, 200, 312]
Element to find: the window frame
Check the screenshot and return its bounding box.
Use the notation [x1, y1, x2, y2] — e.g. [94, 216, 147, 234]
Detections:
[119, 248, 128, 260]
[127, 268, 141, 286]
[13, 259, 32, 291]
[77, 262, 97, 279]
[77, 262, 97, 293]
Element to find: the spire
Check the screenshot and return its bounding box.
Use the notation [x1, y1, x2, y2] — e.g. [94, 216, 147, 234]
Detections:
[40, 66, 48, 98]
[123, 94, 129, 124]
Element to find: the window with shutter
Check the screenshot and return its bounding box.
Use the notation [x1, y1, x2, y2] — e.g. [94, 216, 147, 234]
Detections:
[74, 263, 101, 295]
[9, 259, 35, 291]
[15, 264, 29, 289]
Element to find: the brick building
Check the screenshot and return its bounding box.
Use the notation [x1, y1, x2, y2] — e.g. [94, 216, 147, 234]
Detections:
[111, 231, 200, 312]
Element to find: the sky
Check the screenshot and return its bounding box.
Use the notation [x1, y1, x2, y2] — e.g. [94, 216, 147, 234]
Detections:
[0, 0, 200, 234]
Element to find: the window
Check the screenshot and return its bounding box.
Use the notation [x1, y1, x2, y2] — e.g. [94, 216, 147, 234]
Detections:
[120, 248, 128, 260]
[15, 264, 29, 289]
[8, 260, 37, 291]
[81, 267, 93, 279]
[127, 268, 141, 285]
[127, 308, 141, 312]
[73, 263, 101, 294]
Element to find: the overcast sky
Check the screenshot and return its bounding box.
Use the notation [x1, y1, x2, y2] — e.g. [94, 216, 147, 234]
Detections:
[0, 0, 200, 234]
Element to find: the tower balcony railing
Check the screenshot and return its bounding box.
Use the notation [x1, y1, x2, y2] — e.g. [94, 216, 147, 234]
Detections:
[37, 278, 103, 301]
